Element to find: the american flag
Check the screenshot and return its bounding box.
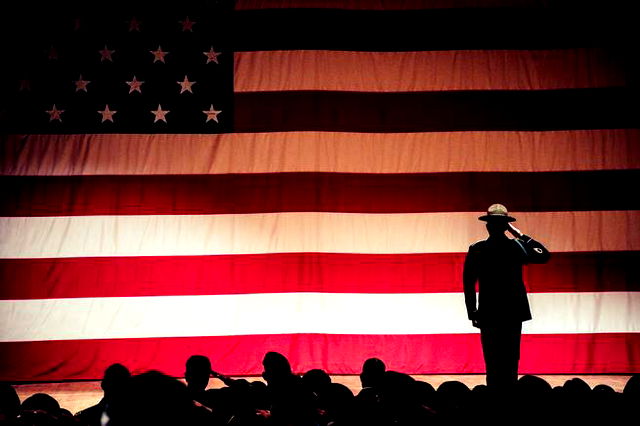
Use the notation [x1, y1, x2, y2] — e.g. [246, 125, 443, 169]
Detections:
[1, 0, 639, 381]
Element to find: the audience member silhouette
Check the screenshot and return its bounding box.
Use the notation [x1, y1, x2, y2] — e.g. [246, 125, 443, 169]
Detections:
[74, 363, 130, 426]
[378, 371, 435, 425]
[20, 393, 60, 415]
[591, 383, 622, 423]
[1, 382, 21, 424]
[623, 373, 640, 398]
[463, 203, 550, 391]
[435, 380, 472, 423]
[359, 358, 385, 391]
[513, 375, 553, 422]
[412, 380, 436, 413]
[301, 368, 332, 416]
[184, 355, 260, 425]
[184, 355, 214, 407]
[302, 369, 331, 396]
[322, 383, 354, 426]
[107, 369, 212, 426]
[19, 392, 80, 426]
[260, 351, 316, 426]
[518, 374, 552, 394]
[622, 373, 640, 421]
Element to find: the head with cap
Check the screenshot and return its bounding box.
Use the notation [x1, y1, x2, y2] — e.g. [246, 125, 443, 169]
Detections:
[479, 203, 516, 237]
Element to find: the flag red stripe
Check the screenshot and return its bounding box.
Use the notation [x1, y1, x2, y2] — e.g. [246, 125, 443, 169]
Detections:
[3, 170, 637, 216]
[1, 252, 637, 300]
[1, 333, 638, 381]
[232, 8, 609, 52]
[233, 89, 638, 133]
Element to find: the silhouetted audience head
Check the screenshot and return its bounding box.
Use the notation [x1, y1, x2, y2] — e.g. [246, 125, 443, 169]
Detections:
[563, 377, 591, 394]
[436, 380, 471, 416]
[19, 393, 63, 425]
[518, 374, 552, 394]
[262, 351, 294, 385]
[472, 384, 488, 393]
[109, 370, 197, 426]
[511, 375, 553, 420]
[0, 383, 20, 422]
[593, 384, 615, 395]
[102, 363, 131, 399]
[302, 368, 331, 391]
[248, 380, 270, 410]
[354, 386, 379, 404]
[469, 383, 492, 414]
[413, 380, 436, 408]
[437, 380, 470, 396]
[623, 374, 640, 418]
[74, 364, 130, 426]
[302, 368, 332, 406]
[382, 371, 414, 389]
[380, 371, 417, 408]
[623, 374, 640, 398]
[324, 382, 355, 423]
[21, 393, 60, 414]
[360, 357, 386, 389]
[261, 353, 318, 425]
[185, 355, 212, 392]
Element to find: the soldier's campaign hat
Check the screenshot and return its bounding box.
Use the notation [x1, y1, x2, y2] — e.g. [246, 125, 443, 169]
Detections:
[478, 203, 516, 222]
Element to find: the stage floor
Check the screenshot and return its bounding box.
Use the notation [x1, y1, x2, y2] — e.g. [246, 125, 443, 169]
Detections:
[12, 374, 632, 415]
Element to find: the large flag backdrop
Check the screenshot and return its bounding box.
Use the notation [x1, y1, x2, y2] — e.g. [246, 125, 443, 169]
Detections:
[1, 0, 639, 381]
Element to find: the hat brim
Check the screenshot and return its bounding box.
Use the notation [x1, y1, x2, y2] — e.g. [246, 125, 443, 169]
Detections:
[478, 215, 516, 222]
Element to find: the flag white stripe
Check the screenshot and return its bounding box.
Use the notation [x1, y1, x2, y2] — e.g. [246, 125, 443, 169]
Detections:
[1, 292, 638, 342]
[234, 49, 626, 92]
[235, 0, 552, 10]
[1, 211, 639, 259]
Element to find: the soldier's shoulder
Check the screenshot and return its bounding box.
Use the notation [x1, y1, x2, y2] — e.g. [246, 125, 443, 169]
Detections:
[469, 239, 488, 249]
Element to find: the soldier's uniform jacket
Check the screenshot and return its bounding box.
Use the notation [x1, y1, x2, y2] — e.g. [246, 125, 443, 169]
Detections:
[463, 235, 550, 325]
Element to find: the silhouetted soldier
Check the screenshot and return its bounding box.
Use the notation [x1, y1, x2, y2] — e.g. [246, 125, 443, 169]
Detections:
[463, 204, 550, 391]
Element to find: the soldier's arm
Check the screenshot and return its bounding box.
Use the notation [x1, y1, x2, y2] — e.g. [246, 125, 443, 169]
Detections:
[508, 223, 551, 264]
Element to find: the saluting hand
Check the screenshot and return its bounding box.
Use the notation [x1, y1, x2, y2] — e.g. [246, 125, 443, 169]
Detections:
[506, 223, 523, 238]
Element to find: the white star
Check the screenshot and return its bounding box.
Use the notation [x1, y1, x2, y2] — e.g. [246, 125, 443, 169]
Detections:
[46, 104, 64, 122]
[151, 104, 169, 123]
[128, 17, 141, 32]
[150, 46, 169, 63]
[177, 75, 196, 94]
[179, 16, 196, 32]
[99, 45, 115, 62]
[126, 76, 144, 94]
[203, 105, 221, 123]
[98, 105, 117, 123]
[203, 47, 221, 64]
[74, 75, 91, 92]
[18, 79, 31, 92]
